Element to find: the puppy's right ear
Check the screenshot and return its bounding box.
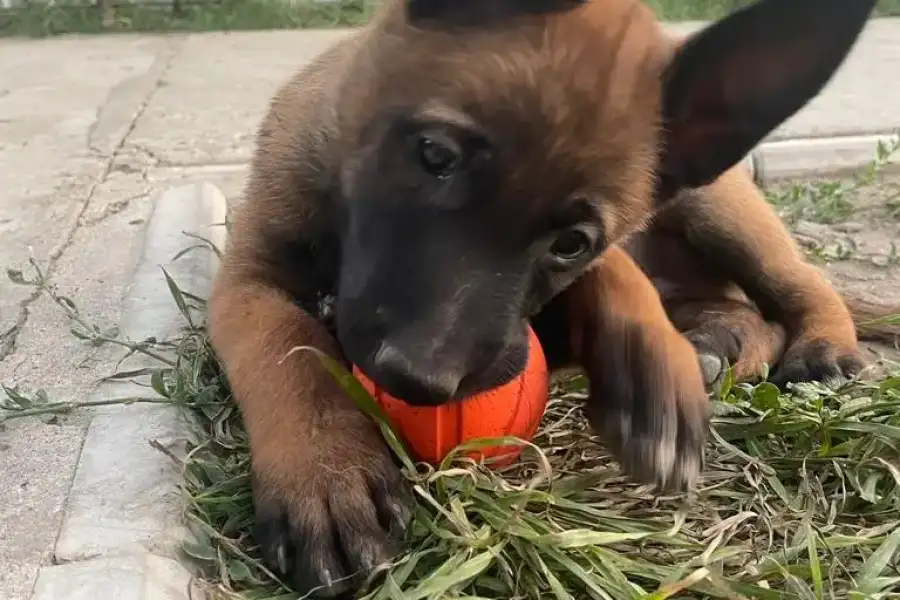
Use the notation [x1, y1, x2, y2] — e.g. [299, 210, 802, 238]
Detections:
[406, 0, 586, 28]
[658, 0, 876, 193]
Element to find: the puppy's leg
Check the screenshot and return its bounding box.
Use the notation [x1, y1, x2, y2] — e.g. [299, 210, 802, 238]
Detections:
[535, 246, 710, 491]
[208, 273, 413, 598]
[660, 165, 864, 388]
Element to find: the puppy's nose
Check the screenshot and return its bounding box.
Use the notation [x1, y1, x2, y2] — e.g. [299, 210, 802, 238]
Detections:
[368, 342, 462, 406]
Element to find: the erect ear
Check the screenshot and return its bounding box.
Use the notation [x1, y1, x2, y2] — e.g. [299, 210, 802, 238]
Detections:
[406, 0, 586, 28]
[659, 0, 877, 192]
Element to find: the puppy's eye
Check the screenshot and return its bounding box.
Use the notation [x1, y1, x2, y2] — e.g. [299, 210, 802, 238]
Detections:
[549, 229, 591, 262]
[417, 134, 461, 178]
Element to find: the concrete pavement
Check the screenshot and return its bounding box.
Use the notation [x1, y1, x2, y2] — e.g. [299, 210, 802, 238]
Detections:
[1, 18, 900, 600]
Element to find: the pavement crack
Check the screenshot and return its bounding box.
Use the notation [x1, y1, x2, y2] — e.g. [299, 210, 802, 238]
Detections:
[0, 40, 183, 365]
[0, 306, 28, 362]
[99, 41, 182, 188]
[130, 143, 169, 167]
[81, 191, 152, 227]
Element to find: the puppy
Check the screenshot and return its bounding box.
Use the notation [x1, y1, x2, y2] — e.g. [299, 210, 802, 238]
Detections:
[208, 0, 882, 595]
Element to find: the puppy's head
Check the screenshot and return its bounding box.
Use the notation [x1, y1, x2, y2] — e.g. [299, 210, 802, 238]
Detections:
[335, 0, 876, 406]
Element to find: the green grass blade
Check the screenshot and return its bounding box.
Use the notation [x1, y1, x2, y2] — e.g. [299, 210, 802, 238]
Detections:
[855, 525, 900, 596]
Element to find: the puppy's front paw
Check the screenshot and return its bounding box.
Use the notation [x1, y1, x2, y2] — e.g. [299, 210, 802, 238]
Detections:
[251, 412, 413, 598]
[770, 337, 865, 390]
[586, 321, 711, 492]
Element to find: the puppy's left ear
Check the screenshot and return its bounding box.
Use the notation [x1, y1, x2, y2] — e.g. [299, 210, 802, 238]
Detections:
[406, 0, 586, 28]
[659, 0, 877, 192]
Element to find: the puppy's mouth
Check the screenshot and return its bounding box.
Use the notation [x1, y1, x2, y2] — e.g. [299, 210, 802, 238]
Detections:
[453, 341, 530, 400]
[351, 337, 528, 408]
[350, 340, 462, 407]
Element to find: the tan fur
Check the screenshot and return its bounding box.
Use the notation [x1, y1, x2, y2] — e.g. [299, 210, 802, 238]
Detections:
[623, 162, 896, 386]
[561, 247, 709, 489]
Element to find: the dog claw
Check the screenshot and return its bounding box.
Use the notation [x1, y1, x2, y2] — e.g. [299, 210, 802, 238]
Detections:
[697, 353, 723, 388]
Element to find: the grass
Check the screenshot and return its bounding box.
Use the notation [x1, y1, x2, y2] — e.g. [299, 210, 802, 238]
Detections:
[165, 326, 900, 600]
[0, 0, 378, 38]
[644, 0, 900, 21]
[760, 134, 900, 267]
[3, 0, 900, 38]
[4, 158, 900, 599]
[8, 268, 900, 600]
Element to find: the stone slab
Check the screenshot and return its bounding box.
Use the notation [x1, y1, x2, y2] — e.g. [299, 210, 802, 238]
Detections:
[30, 555, 204, 600]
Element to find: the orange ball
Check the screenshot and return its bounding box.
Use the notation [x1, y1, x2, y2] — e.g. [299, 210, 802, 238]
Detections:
[353, 326, 550, 467]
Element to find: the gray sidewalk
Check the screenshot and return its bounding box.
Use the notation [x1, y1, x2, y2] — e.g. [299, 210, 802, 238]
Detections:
[1, 19, 899, 600]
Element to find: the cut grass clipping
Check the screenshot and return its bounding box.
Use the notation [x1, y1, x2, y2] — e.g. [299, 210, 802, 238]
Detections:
[3, 257, 900, 599]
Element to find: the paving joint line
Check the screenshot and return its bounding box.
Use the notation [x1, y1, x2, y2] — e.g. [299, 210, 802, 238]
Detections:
[0, 305, 28, 361]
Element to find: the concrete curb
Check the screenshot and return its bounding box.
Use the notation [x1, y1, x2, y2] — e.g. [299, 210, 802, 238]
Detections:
[748, 133, 900, 184]
[728, 132, 898, 188]
[29, 182, 227, 600]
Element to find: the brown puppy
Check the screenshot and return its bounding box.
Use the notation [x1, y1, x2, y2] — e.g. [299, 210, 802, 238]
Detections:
[208, 0, 881, 595]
